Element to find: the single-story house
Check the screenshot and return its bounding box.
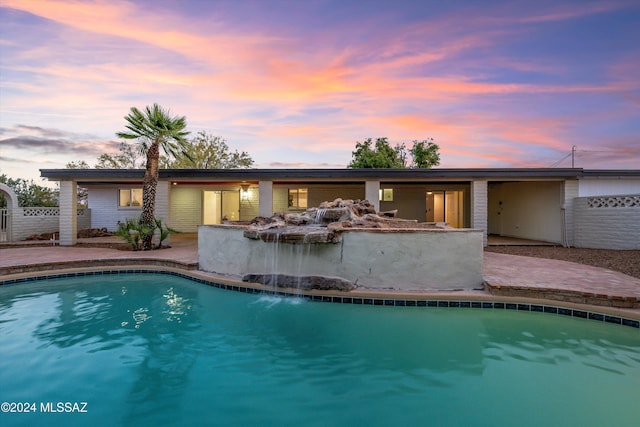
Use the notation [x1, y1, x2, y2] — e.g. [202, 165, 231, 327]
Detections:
[36, 168, 640, 249]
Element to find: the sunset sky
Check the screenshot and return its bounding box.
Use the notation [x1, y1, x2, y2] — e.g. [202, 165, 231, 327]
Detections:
[1, 0, 639, 183]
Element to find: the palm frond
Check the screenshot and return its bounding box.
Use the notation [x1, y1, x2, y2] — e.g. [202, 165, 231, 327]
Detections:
[116, 103, 190, 157]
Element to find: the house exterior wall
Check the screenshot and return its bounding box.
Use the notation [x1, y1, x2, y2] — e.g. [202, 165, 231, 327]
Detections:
[573, 194, 640, 249]
[578, 179, 640, 197]
[273, 184, 365, 214]
[273, 186, 289, 213]
[88, 183, 259, 233]
[169, 186, 202, 232]
[75, 171, 639, 250]
[169, 184, 259, 232]
[87, 186, 141, 231]
[378, 183, 471, 224]
[308, 184, 365, 207]
[240, 186, 259, 221]
[379, 184, 427, 221]
[488, 181, 562, 243]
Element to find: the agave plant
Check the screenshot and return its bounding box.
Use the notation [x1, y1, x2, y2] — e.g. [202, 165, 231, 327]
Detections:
[115, 217, 176, 250]
[115, 218, 144, 250]
[154, 218, 179, 248]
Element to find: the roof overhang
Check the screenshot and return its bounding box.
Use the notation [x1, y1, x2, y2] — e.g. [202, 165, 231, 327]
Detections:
[39, 167, 629, 184]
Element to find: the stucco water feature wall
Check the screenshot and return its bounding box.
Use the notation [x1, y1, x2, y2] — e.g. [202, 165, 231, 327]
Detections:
[198, 225, 484, 291]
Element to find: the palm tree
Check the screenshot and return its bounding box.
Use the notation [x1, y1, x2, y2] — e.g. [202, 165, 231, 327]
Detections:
[116, 103, 190, 250]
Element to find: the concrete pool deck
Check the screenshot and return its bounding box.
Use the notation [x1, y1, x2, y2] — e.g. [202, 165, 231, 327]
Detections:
[1, 234, 639, 320]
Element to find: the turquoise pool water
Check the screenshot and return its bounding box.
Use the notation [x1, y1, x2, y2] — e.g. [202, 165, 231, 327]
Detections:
[0, 273, 638, 427]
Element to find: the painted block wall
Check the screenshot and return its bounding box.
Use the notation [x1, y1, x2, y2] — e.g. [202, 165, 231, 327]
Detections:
[87, 186, 141, 231]
[10, 208, 91, 241]
[573, 195, 640, 249]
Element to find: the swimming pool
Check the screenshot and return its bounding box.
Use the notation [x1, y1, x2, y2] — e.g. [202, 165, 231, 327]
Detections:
[1, 273, 638, 426]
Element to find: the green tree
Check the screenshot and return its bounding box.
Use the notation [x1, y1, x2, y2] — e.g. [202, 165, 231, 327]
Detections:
[348, 138, 405, 168]
[0, 173, 58, 207]
[116, 103, 190, 250]
[409, 138, 440, 168]
[65, 160, 90, 169]
[95, 142, 143, 169]
[161, 131, 254, 169]
[348, 137, 440, 168]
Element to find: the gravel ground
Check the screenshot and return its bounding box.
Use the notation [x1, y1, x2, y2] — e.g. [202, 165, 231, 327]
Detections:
[485, 246, 640, 279]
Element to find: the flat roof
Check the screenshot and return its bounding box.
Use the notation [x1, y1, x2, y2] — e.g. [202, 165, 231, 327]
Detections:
[40, 168, 640, 184]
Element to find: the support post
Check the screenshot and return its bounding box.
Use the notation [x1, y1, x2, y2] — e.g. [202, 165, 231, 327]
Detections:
[59, 180, 77, 246]
[562, 179, 579, 247]
[258, 181, 273, 217]
[365, 180, 380, 212]
[470, 180, 488, 246]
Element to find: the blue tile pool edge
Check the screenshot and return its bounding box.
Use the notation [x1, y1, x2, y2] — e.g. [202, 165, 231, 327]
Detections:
[1, 269, 639, 329]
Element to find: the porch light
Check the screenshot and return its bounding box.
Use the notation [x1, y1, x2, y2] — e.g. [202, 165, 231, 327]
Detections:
[240, 184, 251, 200]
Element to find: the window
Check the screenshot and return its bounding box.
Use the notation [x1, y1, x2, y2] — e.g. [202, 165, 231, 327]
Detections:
[119, 188, 143, 208]
[379, 188, 394, 202]
[288, 188, 308, 209]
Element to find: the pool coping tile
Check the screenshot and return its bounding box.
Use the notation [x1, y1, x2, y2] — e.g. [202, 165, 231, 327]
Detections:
[2, 269, 638, 329]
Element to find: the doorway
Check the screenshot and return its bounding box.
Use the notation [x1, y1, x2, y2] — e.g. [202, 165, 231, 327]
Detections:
[425, 190, 464, 228]
[203, 191, 240, 224]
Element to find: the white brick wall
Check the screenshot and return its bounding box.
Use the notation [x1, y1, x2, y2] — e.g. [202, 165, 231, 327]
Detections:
[574, 194, 640, 249]
[562, 180, 579, 247]
[471, 180, 488, 246]
[59, 181, 77, 245]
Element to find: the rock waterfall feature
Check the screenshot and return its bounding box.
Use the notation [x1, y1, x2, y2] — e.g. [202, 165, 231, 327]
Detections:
[198, 199, 483, 292]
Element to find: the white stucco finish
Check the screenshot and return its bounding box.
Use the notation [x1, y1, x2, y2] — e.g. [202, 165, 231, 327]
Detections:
[198, 225, 484, 291]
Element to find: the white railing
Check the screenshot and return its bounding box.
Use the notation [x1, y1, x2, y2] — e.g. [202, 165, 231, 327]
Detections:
[587, 195, 640, 208]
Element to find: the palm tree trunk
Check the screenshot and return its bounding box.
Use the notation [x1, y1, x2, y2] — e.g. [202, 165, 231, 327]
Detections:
[141, 143, 160, 250]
